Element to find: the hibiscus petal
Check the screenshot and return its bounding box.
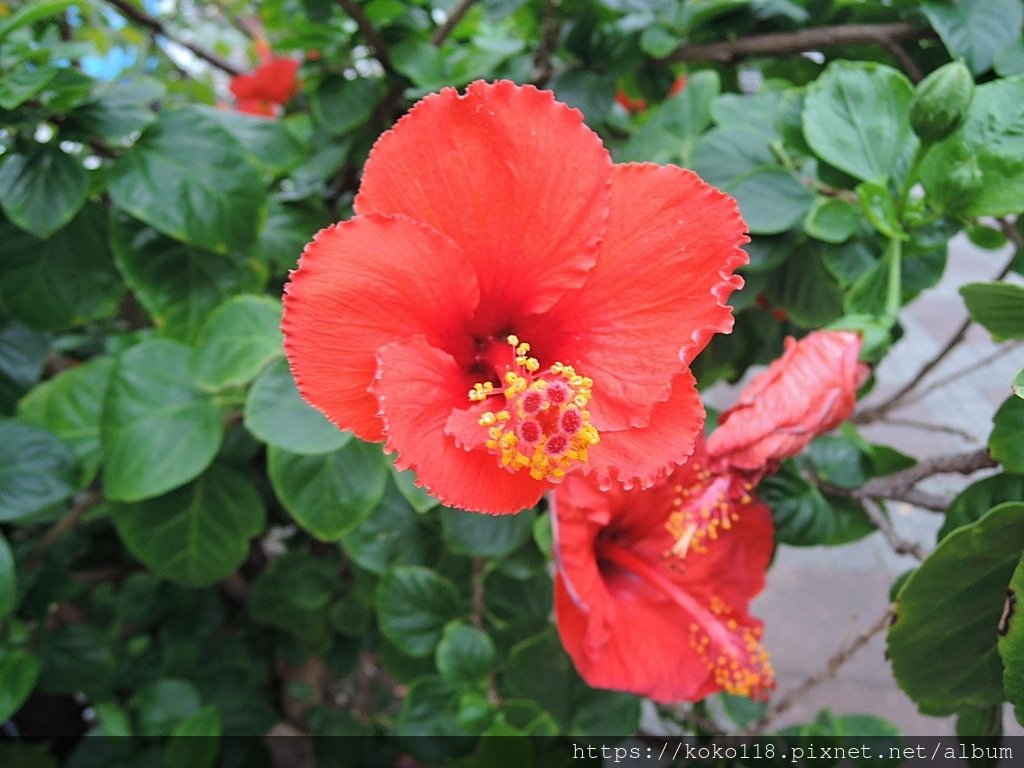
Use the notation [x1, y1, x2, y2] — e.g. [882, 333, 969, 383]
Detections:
[706, 330, 866, 472]
[584, 370, 705, 491]
[373, 335, 545, 514]
[355, 80, 613, 321]
[282, 214, 480, 442]
[533, 163, 747, 431]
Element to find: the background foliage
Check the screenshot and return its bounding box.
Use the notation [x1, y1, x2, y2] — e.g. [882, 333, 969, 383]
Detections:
[2, 0, 1024, 763]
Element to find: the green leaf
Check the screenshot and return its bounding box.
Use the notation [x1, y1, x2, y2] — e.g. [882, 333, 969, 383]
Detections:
[0, 531, 14, 619]
[268, 440, 388, 542]
[17, 357, 113, 485]
[999, 555, 1024, 727]
[190, 295, 283, 391]
[167, 706, 222, 768]
[803, 61, 916, 183]
[39, 624, 116, 699]
[436, 622, 497, 685]
[311, 75, 386, 137]
[1015, 369, 1024, 400]
[66, 77, 164, 140]
[391, 464, 440, 513]
[0, 144, 88, 239]
[760, 465, 874, 546]
[196, 107, 306, 177]
[376, 566, 463, 658]
[251, 197, 331, 272]
[619, 69, 719, 164]
[996, 39, 1024, 77]
[804, 196, 859, 244]
[391, 41, 448, 90]
[249, 550, 337, 651]
[112, 464, 265, 587]
[342, 479, 438, 574]
[765, 245, 844, 328]
[888, 502, 1024, 715]
[943, 473, 1024, 540]
[0, 66, 57, 110]
[0, 0, 76, 38]
[108, 106, 266, 253]
[102, 339, 223, 502]
[961, 282, 1024, 341]
[244, 357, 349, 454]
[130, 679, 201, 736]
[991, 396, 1024, 473]
[922, 0, 1023, 75]
[0, 320, 48, 391]
[0, 650, 40, 721]
[440, 507, 536, 559]
[506, 629, 641, 735]
[110, 215, 264, 343]
[397, 677, 473, 737]
[0, 420, 76, 522]
[726, 167, 814, 235]
[639, 25, 680, 57]
[689, 125, 775, 188]
[856, 181, 906, 240]
[0, 206, 122, 331]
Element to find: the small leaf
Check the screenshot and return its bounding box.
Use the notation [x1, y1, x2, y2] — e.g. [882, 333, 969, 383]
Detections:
[804, 196, 859, 244]
[341, 480, 438, 575]
[0, 650, 40, 721]
[961, 282, 1024, 341]
[311, 75, 386, 136]
[990, 396, 1024, 473]
[249, 551, 337, 652]
[167, 707, 222, 768]
[0, 420, 76, 523]
[397, 677, 473, 738]
[436, 622, 497, 685]
[190, 295, 283, 391]
[129, 679, 201, 737]
[376, 566, 463, 658]
[440, 507, 536, 558]
[0, 144, 88, 239]
[726, 168, 814, 235]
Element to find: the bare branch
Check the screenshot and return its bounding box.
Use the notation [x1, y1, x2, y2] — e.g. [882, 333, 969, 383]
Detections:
[664, 22, 936, 64]
[872, 416, 977, 443]
[862, 501, 927, 559]
[876, 36, 923, 82]
[103, 0, 241, 75]
[432, 0, 477, 46]
[336, 0, 395, 74]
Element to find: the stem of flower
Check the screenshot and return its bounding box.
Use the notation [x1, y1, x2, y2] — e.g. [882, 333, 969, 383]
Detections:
[884, 236, 902, 323]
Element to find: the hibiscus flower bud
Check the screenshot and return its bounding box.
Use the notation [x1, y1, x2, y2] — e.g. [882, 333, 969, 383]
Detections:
[909, 60, 974, 145]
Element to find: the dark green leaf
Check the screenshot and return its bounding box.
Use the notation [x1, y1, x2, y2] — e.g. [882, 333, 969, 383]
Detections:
[112, 464, 265, 587]
[391, 464, 440, 513]
[0, 206, 122, 331]
[998, 555, 1024, 727]
[312, 75, 386, 136]
[67, 77, 164, 140]
[376, 566, 463, 657]
[803, 61, 916, 183]
[0, 650, 40, 721]
[760, 466, 873, 546]
[991, 396, 1024, 473]
[17, 356, 113, 485]
[996, 39, 1024, 77]
[551, 70, 615, 124]
[0, 66, 57, 110]
[244, 357, 349, 454]
[391, 41, 448, 90]
[397, 677, 474, 737]
[857, 181, 906, 240]
[0, 531, 14, 619]
[436, 622, 496, 684]
[0, 143, 87, 239]
[167, 706, 222, 768]
[342, 479, 438, 574]
[888, 502, 1024, 715]
[251, 197, 331, 272]
[726, 167, 814, 235]
[39, 624, 116, 699]
[922, 0, 1023, 75]
[440, 507, 536, 558]
[0, 420, 76, 522]
[268, 439, 388, 542]
[108, 106, 266, 253]
[961, 282, 1024, 341]
[942, 473, 1024, 540]
[129, 679, 201, 736]
[110, 215, 264, 343]
[0, 320, 48, 390]
[190, 295, 283, 391]
[765, 245, 844, 328]
[249, 551, 337, 651]
[102, 339, 223, 502]
[197, 107, 306, 176]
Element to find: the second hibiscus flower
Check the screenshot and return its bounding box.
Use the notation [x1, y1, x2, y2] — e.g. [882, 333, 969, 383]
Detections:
[282, 80, 748, 514]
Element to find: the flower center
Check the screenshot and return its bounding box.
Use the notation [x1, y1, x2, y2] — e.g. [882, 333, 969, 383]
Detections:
[468, 335, 600, 482]
[664, 468, 755, 561]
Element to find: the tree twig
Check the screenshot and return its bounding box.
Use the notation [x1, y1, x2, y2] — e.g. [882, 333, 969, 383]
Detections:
[871, 416, 977, 443]
[862, 501, 927, 559]
[664, 22, 937, 64]
[336, 0, 395, 74]
[431, 0, 477, 45]
[749, 610, 892, 734]
[28, 490, 104, 569]
[531, 0, 561, 85]
[102, 0, 241, 75]
[876, 36, 923, 82]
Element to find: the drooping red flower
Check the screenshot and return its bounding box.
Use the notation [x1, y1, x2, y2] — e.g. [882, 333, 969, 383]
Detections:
[615, 88, 648, 113]
[705, 330, 868, 475]
[229, 55, 300, 117]
[282, 80, 748, 514]
[553, 443, 775, 703]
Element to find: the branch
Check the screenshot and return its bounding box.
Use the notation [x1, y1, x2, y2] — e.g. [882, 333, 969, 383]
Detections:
[431, 0, 477, 46]
[856, 219, 1023, 423]
[102, 0, 241, 75]
[531, 0, 561, 85]
[749, 610, 891, 735]
[663, 22, 937, 64]
[28, 490, 103, 569]
[336, 0, 395, 74]
[862, 500, 927, 559]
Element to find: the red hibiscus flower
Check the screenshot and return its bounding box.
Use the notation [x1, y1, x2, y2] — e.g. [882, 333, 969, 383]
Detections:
[552, 330, 865, 702]
[282, 80, 748, 514]
[230, 55, 300, 117]
[615, 88, 648, 113]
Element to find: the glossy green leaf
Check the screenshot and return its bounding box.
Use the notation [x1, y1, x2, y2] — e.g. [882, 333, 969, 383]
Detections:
[996, 39, 1024, 77]
[689, 125, 774, 188]
[268, 440, 388, 541]
[0, 206, 122, 331]
[804, 196, 859, 244]
[197, 107, 306, 176]
[765, 246, 844, 328]
[250, 197, 331, 272]
[888, 502, 1024, 715]
[856, 181, 906, 240]
[0, 143, 88, 239]
[102, 339, 223, 502]
[961, 282, 1024, 341]
[110, 215, 264, 343]
[108, 106, 266, 253]
[390, 464, 440, 513]
[440, 507, 536, 558]
[0, 320, 48, 390]
[998, 555, 1024, 727]
[619, 70, 719, 164]
[397, 677, 473, 737]
[376, 566, 463, 657]
[760, 466, 874, 546]
[436, 622, 497, 684]
[190, 295, 283, 391]
[922, 0, 1023, 75]
[112, 464, 265, 587]
[17, 357, 113, 485]
[244, 357, 349, 454]
[0, 532, 14, 619]
[0, 650, 40, 722]
[803, 61, 916, 183]
[942, 473, 1024, 540]
[0, 420, 76, 522]
[67, 77, 164, 140]
[551, 69, 615, 124]
[990, 396, 1024, 474]
[312, 75, 385, 136]
[726, 167, 814, 235]
[341, 479, 438, 574]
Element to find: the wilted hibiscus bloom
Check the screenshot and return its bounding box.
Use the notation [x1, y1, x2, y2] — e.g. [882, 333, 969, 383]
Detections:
[282, 80, 747, 514]
[553, 330, 865, 702]
[230, 51, 300, 117]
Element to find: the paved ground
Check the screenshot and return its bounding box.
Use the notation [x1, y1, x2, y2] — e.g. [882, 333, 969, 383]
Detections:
[706, 232, 1022, 736]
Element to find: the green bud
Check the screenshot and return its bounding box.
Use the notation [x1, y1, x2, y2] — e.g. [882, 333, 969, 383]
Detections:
[910, 60, 974, 144]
